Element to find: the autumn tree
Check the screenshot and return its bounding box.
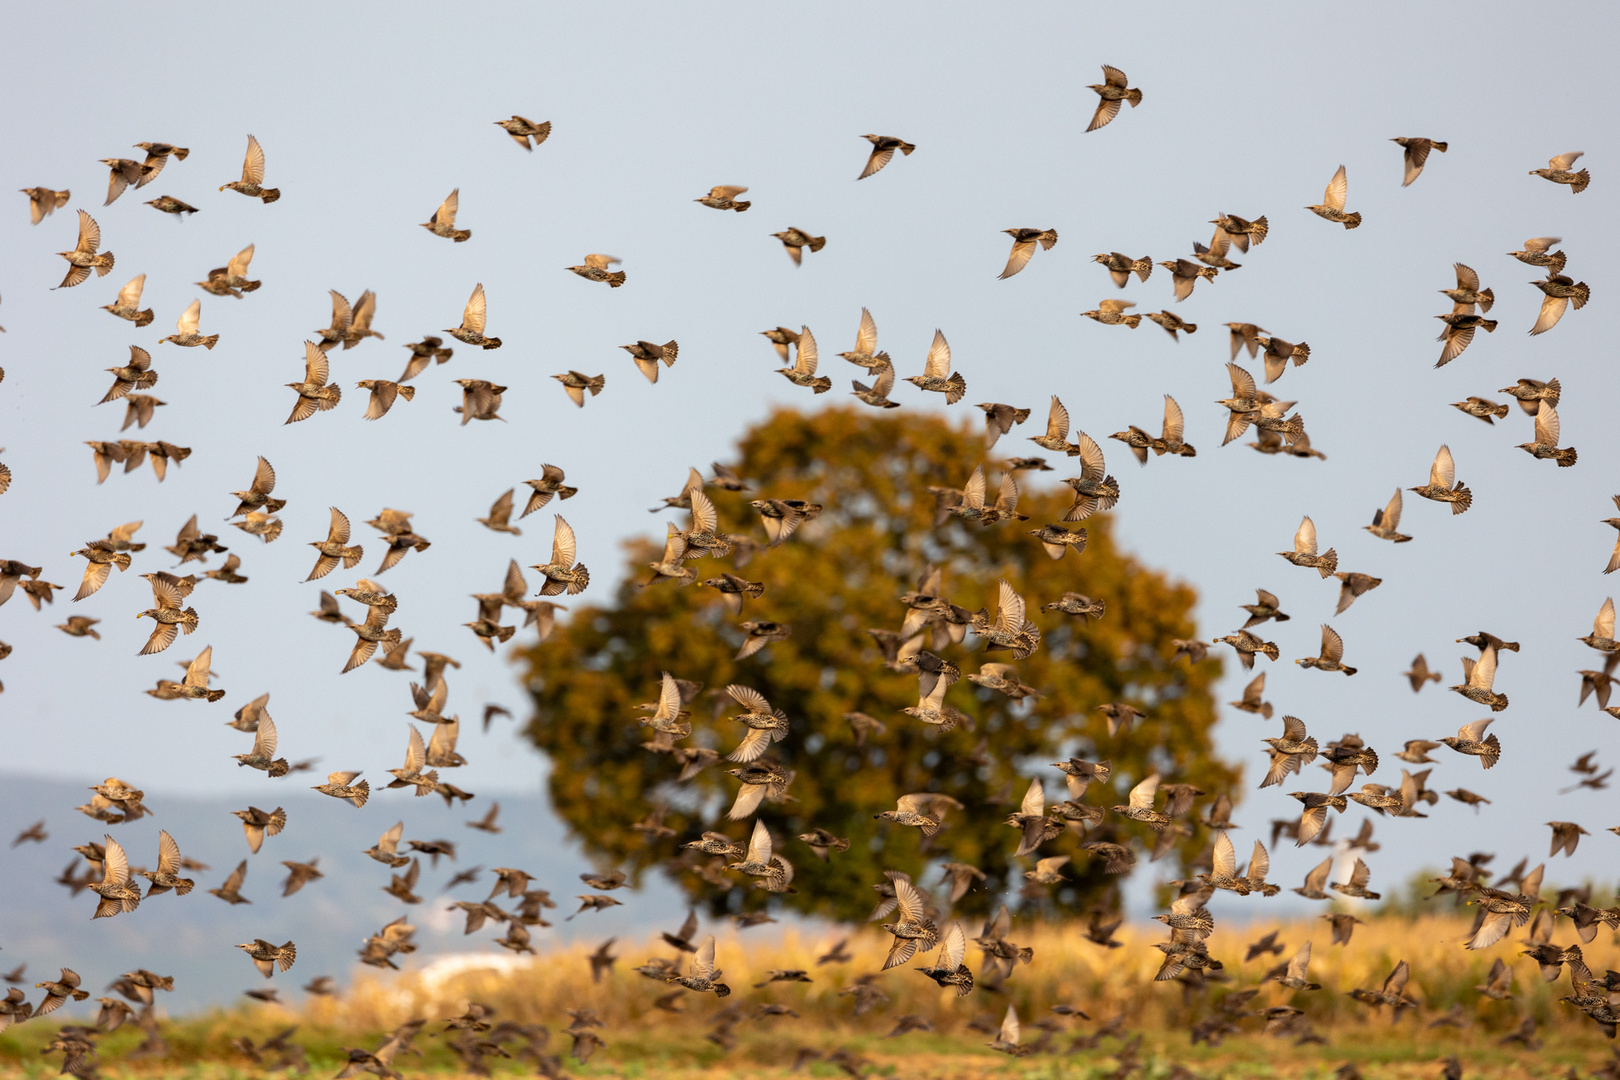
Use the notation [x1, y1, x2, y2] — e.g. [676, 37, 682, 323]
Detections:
[520, 405, 1237, 923]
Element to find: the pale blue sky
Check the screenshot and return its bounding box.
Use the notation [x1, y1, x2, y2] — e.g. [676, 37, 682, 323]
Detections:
[1, 0, 1618, 1009]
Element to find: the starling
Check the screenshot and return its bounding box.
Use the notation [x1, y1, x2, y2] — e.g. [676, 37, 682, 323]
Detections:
[159, 298, 218, 349]
[102, 274, 154, 326]
[857, 134, 915, 179]
[1145, 309, 1197, 340]
[1517, 400, 1577, 466]
[1093, 251, 1152, 288]
[237, 940, 297, 979]
[771, 228, 824, 266]
[1440, 262, 1493, 312]
[1278, 516, 1336, 577]
[1081, 298, 1141, 328]
[145, 195, 198, 216]
[357, 380, 415, 420]
[494, 116, 550, 150]
[1508, 237, 1566, 276]
[565, 253, 626, 285]
[21, 186, 70, 224]
[286, 343, 342, 424]
[998, 229, 1057, 278]
[220, 135, 280, 202]
[1158, 258, 1217, 302]
[55, 209, 115, 288]
[1305, 165, 1360, 228]
[621, 339, 679, 384]
[1529, 274, 1590, 336]
[446, 283, 502, 349]
[1392, 137, 1447, 186]
[1409, 445, 1472, 514]
[1435, 310, 1497, 366]
[695, 185, 750, 211]
[1451, 396, 1508, 424]
[420, 189, 470, 241]
[1530, 150, 1589, 193]
[1085, 65, 1142, 132]
[198, 243, 259, 297]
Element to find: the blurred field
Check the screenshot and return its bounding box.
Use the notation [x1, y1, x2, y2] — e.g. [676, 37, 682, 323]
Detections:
[3, 912, 1617, 1077]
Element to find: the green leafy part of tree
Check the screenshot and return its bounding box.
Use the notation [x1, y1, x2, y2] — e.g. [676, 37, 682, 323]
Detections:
[519, 405, 1237, 923]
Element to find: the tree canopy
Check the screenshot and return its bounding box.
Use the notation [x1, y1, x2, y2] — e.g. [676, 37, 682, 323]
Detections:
[520, 405, 1237, 923]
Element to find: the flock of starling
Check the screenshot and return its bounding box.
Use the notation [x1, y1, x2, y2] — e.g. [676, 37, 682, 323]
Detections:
[2, 59, 1619, 1080]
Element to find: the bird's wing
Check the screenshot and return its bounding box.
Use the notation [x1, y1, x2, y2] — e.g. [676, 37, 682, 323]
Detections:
[551, 516, 577, 566]
[727, 684, 770, 712]
[241, 135, 266, 184]
[462, 284, 486, 335]
[1295, 516, 1317, 556]
[1248, 840, 1271, 882]
[689, 489, 717, 534]
[1211, 830, 1236, 877]
[893, 878, 925, 921]
[253, 713, 279, 758]
[228, 244, 256, 277]
[1533, 401, 1559, 446]
[994, 580, 1026, 633]
[184, 646, 213, 687]
[327, 507, 351, 545]
[1454, 263, 1480, 292]
[1430, 444, 1456, 489]
[924, 330, 951, 379]
[855, 307, 877, 355]
[1598, 597, 1617, 638]
[1019, 777, 1044, 817]
[1471, 645, 1497, 689]
[691, 935, 716, 979]
[1075, 431, 1106, 481]
[791, 325, 820, 375]
[77, 209, 101, 253]
[116, 274, 145, 307]
[1303, 856, 1331, 892]
[1129, 772, 1160, 810]
[251, 455, 276, 496]
[1161, 395, 1185, 442]
[1320, 624, 1344, 663]
[1227, 363, 1256, 399]
[1323, 165, 1348, 211]
[303, 342, 331, 386]
[1530, 294, 1567, 336]
[1381, 488, 1403, 529]
[1287, 940, 1311, 980]
[403, 727, 426, 772]
[1046, 395, 1070, 440]
[436, 189, 459, 227]
[489, 489, 516, 526]
[937, 921, 966, 969]
[961, 464, 987, 508]
[103, 835, 129, 885]
[1550, 151, 1584, 170]
[871, 362, 896, 397]
[1281, 714, 1307, 741]
[745, 818, 772, 864]
[1000, 238, 1036, 279]
[999, 1005, 1020, 1045]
